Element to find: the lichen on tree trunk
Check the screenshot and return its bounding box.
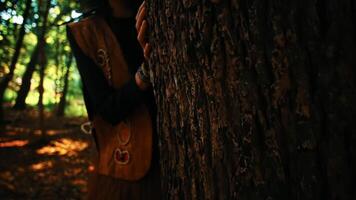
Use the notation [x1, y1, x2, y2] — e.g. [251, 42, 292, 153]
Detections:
[147, 0, 356, 199]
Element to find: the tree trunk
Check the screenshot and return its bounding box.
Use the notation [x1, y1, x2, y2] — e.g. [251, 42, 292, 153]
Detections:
[0, 0, 31, 121]
[54, 28, 62, 104]
[13, 0, 50, 110]
[56, 55, 73, 117]
[37, 41, 46, 134]
[147, 0, 356, 199]
[13, 45, 40, 109]
[37, 0, 51, 134]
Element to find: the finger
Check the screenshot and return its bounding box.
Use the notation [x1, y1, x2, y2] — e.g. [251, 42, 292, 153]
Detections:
[144, 43, 151, 59]
[136, 1, 145, 20]
[135, 7, 145, 31]
[137, 21, 146, 48]
[136, 5, 144, 23]
[135, 7, 146, 31]
[137, 20, 148, 48]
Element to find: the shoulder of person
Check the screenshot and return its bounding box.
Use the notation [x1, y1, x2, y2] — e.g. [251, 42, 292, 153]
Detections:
[68, 14, 102, 30]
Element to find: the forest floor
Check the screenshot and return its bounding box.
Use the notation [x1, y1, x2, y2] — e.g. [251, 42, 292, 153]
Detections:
[0, 107, 95, 200]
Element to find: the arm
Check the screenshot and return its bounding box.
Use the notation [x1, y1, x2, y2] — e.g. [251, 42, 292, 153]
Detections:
[67, 27, 145, 125]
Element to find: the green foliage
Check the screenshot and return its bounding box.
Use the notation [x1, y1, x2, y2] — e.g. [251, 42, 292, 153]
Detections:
[1, 0, 87, 117]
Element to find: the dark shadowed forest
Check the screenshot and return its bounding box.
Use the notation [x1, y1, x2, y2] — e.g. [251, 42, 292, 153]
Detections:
[1, 0, 356, 199]
[0, 0, 94, 198]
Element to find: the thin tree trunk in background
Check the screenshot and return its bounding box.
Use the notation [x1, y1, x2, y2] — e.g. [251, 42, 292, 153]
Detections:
[54, 29, 62, 104]
[37, 41, 46, 134]
[56, 55, 73, 117]
[13, 45, 40, 109]
[37, 0, 51, 134]
[148, 0, 356, 199]
[0, 0, 32, 122]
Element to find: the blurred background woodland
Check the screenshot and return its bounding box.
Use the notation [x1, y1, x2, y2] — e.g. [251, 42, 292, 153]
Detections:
[0, 0, 85, 118]
[0, 0, 96, 198]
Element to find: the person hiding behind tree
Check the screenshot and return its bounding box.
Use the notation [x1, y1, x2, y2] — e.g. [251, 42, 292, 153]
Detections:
[66, 0, 161, 199]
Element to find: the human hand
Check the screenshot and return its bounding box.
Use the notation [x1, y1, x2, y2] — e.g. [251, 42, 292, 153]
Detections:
[135, 71, 150, 91]
[136, 1, 151, 59]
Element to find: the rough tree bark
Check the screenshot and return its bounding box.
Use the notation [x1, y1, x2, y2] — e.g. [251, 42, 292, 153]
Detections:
[0, 0, 32, 121]
[147, 0, 356, 199]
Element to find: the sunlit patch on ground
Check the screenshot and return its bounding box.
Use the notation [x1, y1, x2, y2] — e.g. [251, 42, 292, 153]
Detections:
[0, 111, 94, 199]
[72, 178, 87, 188]
[46, 129, 72, 136]
[32, 129, 76, 136]
[30, 161, 54, 171]
[0, 140, 29, 148]
[36, 138, 89, 156]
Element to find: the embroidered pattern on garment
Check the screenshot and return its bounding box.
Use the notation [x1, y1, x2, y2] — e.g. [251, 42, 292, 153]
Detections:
[117, 120, 132, 146]
[97, 48, 112, 85]
[114, 148, 130, 165]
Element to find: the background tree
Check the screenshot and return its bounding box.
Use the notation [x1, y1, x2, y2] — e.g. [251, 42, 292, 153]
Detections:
[0, 0, 32, 121]
[147, 0, 356, 199]
[13, 43, 40, 109]
[0, 0, 85, 119]
[54, 26, 63, 104]
[13, 0, 72, 110]
[56, 54, 73, 117]
[13, 0, 51, 110]
[37, 0, 52, 135]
